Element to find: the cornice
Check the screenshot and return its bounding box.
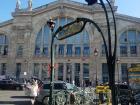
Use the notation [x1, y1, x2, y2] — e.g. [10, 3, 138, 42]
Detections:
[116, 13, 140, 24]
[0, 19, 13, 28]
[32, 0, 117, 18]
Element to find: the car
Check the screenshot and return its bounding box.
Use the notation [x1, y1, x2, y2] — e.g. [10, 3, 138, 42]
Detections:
[133, 93, 140, 105]
[115, 83, 132, 104]
[35, 81, 79, 105]
[0, 79, 24, 90]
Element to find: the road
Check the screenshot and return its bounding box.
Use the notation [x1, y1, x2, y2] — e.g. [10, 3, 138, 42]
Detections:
[0, 90, 31, 105]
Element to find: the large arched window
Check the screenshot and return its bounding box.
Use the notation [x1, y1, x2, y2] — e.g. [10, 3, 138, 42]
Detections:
[119, 30, 140, 57]
[0, 34, 8, 55]
[34, 17, 90, 57]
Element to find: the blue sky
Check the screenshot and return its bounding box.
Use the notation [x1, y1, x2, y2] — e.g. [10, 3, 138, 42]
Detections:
[0, 0, 140, 22]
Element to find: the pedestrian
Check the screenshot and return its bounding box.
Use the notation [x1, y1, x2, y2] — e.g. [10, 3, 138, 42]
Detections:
[31, 80, 38, 105]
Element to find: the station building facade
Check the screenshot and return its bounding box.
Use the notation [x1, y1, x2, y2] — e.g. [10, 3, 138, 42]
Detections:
[0, 0, 140, 86]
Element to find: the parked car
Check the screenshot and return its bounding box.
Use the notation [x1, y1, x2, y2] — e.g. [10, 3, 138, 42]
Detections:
[115, 83, 132, 104]
[134, 93, 140, 105]
[35, 81, 79, 105]
[0, 79, 24, 90]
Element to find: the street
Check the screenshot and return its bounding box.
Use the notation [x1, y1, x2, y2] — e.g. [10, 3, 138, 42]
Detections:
[0, 90, 31, 105]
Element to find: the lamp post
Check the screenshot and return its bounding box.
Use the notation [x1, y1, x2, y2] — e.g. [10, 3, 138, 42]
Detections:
[94, 48, 99, 86]
[85, 0, 117, 104]
[46, 18, 65, 105]
[47, 18, 55, 105]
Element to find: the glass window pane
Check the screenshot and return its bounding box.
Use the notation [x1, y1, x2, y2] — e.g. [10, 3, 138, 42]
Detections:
[35, 46, 40, 55]
[121, 63, 128, 82]
[102, 63, 109, 83]
[59, 17, 66, 26]
[66, 44, 73, 56]
[120, 32, 127, 43]
[130, 44, 137, 55]
[75, 47, 81, 56]
[58, 44, 64, 56]
[58, 63, 63, 81]
[34, 63, 39, 78]
[120, 44, 127, 56]
[16, 63, 21, 79]
[17, 44, 23, 56]
[128, 30, 136, 43]
[43, 47, 48, 56]
[102, 44, 105, 56]
[44, 25, 50, 45]
[83, 45, 90, 56]
[1, 63, 6, 75]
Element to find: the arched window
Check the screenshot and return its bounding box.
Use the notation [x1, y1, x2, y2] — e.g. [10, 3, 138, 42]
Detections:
[0, 34, 8, 55]
[34, 17, 90, 57]
[119, 30, 140, 57]
[34, 17, 91, 81]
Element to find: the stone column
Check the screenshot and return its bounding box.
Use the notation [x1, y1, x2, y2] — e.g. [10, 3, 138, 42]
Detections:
[80, 63, 83, 87]
[71, 63, 75, 84]
[63, 63, 66, 81]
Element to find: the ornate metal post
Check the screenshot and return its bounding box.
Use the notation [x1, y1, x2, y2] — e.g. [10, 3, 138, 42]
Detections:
[47, 18, 55, 105]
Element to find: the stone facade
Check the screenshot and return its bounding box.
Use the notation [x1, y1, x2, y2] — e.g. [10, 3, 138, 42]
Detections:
[0, 0, 140, 86]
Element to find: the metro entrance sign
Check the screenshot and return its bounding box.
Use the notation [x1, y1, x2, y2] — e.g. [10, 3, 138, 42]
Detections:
[56, 19, 86, 40]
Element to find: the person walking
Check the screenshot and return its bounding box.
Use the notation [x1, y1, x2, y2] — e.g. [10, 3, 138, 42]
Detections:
[31, 80, 38, 105]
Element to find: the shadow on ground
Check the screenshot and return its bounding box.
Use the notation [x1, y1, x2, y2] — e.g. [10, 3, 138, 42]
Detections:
[11, 96, 31, 99]
[0, 101, 31, 105]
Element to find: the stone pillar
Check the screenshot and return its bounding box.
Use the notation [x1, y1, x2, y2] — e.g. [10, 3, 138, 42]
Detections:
[63, 63, 66, 81]
[71, 63, 75, 84]
[80, 63, 83, 87]
[38, 63, 42, 79]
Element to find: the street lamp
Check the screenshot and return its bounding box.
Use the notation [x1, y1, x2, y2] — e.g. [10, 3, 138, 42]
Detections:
[94, 48, 99, 86]
[47, 18, 55, 105]
[85, 0, 117, 104]
[116, 57, 120, 83]
[47, 18, 63, 105]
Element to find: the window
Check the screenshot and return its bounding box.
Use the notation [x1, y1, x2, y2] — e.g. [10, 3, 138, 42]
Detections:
[58, 44, 64, 56]
[66, 44, 73, 56]
[130, 44, 137, 55]
[35, 46, 41, 55]
[43, 47, 48, 56]
[17, 44, 23, 57]
[102, 63, 109, 83]
[58, 63, 63, 80]
[16, 63, 21, 79]
[75, 63, 80, 86]
[120, 44, 127, 56]
[0, 35, 8, 55]
[83, 63, 89, 79]
[35, 17, 90, 58]
[83, 45, 90, 56]
[101, 44, 105, 56]
[75, 47, 81, 56]
[34, 63, 39, 78]
[119, 30, 140, 57]
[1, 63, 6, 75]
[121, 63, 128, 82]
